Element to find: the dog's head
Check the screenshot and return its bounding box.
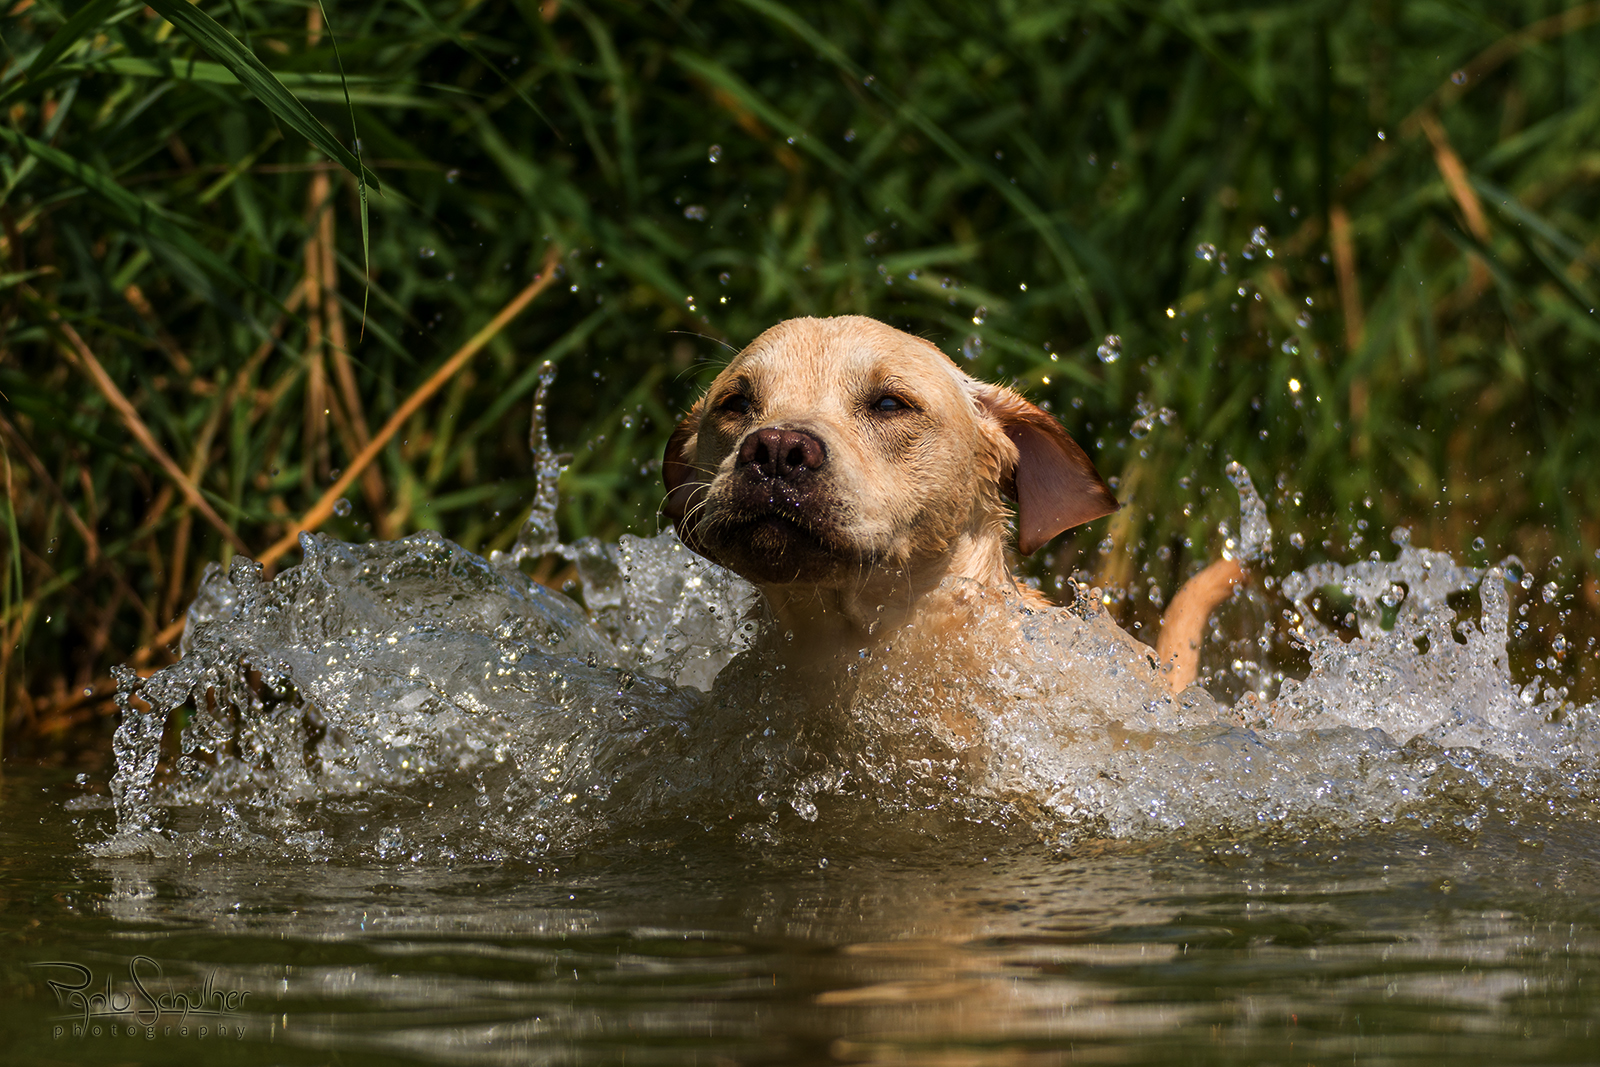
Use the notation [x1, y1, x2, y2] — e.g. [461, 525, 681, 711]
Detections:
[662, 316, 1116, 589]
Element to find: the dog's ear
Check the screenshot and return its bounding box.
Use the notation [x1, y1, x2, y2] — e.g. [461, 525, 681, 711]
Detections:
[971, 384, 1119, 555]
[661, 400, 704, 521]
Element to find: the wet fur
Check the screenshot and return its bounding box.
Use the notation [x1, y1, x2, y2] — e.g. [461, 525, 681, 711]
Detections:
[662, 315, 1229, 725]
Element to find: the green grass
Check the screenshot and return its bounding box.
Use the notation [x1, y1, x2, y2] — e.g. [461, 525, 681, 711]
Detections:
[3, 0, 1600, 750]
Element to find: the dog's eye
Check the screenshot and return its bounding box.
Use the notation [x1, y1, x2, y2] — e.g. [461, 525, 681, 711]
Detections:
[871, 394, 909, 412]
[719, 393, 751, 415]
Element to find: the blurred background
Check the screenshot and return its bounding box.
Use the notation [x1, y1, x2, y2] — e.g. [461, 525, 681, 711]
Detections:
[4, 0, 1598, 759]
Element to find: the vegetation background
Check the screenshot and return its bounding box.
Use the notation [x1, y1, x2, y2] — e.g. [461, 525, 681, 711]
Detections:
[4, 0, 1599, 759]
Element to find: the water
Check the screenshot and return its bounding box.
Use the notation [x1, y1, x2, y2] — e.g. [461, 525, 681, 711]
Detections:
[8, 398, 1600, 1061]
[5, 766, 1600, 1064]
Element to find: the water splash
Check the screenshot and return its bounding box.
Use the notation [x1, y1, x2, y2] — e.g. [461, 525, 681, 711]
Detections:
[501, 361, 563, 564]
[1224, 460, 1270, 562]
[95, 394, 1600, 859]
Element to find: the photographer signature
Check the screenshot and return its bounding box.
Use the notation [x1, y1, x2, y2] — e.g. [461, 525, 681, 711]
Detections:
[32, 956, 251, 1028]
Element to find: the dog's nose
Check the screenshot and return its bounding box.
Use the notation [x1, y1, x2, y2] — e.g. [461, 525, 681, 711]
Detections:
[737, 427, 826, 482]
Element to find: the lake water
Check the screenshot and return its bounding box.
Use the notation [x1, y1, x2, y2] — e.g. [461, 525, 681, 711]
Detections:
[5, 763, 1600, 1065]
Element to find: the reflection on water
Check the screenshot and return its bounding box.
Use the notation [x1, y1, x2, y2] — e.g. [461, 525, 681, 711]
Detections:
[4, 767, 1600, 1065]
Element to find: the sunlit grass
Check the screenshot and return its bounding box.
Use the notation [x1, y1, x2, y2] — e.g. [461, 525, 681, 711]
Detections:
[3, 0, 1599, 749]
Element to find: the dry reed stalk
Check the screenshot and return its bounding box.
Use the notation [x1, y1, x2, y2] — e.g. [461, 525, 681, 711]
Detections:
[29, 287, 253, 557]
[1329, 204, 1369, 436]
[1329, 205, 1364, 352]
[301, 1, 336, 480]
[258, 245, 564, 569]
[1419, 114, 1490, 241]
[315, 179, 391, 530]
[1404, 1, 1600, 130]
[1330, 8, 1600, 214]
[1419, 111, 1493, 297]
[302, 176, 332, 489]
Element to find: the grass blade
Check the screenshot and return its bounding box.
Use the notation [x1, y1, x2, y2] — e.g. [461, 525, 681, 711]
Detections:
[143, 0, 381, 191]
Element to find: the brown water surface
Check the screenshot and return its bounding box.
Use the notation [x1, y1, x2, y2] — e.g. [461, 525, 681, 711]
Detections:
[3, 764, 1599, 1066]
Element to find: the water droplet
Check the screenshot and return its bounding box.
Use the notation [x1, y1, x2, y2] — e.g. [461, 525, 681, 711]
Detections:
[707, 144, 722, 163]
[1096, 334, 1122, 363]
[1195, 242, 1218, 263]
[1243, 226, 1274, 260]
[843, 128, 856, 142]
[445, 168, 460, 183]
[1542, 581, 1559, 604]
[683, 205, 707, 221]
[961, 334, 984, 360]
[862, 74, 875, 86]
[333, 498, 352, 517]
[970, 305, 988, 325]
[1472, 536, 1486, 552]
[1451, 70, 1467, 85]
[718, 272, 730, 285]
[419, 246, 436, 259]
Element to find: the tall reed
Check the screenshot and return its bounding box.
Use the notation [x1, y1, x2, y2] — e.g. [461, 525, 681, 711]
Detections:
[3, 0, 1598, 750]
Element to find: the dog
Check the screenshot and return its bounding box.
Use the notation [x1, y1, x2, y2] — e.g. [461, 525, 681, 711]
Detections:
[661, 315, 1239, 747]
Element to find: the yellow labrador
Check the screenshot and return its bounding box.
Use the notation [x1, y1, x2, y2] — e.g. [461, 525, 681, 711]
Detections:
[662, 316, 1238, 733]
